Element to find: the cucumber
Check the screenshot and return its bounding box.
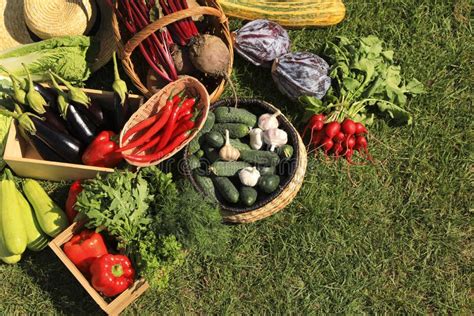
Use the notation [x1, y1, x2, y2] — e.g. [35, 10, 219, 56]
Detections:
[213, 177, 239, 203]
[205, 131, 224, 148]
[187, 155, 201, 170]
[195, 149, 204, 158]
[188, 132, 202, 155]
[240, 150, 280, 166]
[193, 171, 217, 200]
[240, 186, 258, 206]
[203, 145, 220, 163]
[209, 161, 251, 177]
[0, 170, 27, 255]
[257, 165, 276, 176]
[212, 123, 250, 138]
[258, 175, 280, 194]
[214, 107, 257, 127]
[229, 138, 251, 151]
[23, 179, 68, 238]
[16, 188, 49, 252]
[277, 145, 294, 159]
[202, 112, 215, 133]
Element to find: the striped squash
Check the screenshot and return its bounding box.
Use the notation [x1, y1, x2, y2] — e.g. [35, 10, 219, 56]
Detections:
[218, 0, 346, 27]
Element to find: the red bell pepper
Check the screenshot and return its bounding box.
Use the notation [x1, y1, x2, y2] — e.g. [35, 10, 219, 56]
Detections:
[90, 254, 135, 297]
[63, 230, 108, 275]
[82, 131, 123, 167]
[65, 180, 82, 223]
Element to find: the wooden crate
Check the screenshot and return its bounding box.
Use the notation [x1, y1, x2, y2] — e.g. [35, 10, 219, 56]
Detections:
[49, 222, 149, 315]
[3, 88, 143, 181]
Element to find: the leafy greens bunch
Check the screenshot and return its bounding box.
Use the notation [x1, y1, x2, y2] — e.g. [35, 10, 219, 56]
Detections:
[301, 35, 425, 125]
[75, 166, 230, 289]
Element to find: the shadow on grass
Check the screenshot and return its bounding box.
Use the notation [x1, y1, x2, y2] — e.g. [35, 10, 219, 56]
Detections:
[19, 248, 103, 315]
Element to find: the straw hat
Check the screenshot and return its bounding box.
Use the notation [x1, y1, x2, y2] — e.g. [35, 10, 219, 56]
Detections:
[0, 0, 116, 72]
[24, 0, 97, 39]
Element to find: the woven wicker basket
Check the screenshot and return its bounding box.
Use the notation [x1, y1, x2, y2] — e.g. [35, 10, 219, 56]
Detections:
[184, 99, 307, 223]
[120, 76, 209, 167]
[111, 0, 233, 102]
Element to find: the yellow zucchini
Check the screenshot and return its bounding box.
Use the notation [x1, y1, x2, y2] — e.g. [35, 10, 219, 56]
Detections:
[23, 179, 68, 238]
[16, 188, 49, 251]
[219, 0, 346, 27]
[0, 170, 27, 255]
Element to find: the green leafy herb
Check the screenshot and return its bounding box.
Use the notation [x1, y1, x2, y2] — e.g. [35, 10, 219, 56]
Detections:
[301, 35, 425, 125]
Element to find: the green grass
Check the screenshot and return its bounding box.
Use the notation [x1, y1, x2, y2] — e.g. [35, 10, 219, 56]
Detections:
[1, 0, 472, 313]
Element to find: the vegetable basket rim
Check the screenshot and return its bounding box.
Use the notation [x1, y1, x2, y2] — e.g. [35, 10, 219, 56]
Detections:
[183, 98, 308, 223]
[110, 0, 234, 102]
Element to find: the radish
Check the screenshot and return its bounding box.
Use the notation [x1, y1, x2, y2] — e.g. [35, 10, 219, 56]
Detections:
[341, 119, 356, 136]
[311, 129, 325, 147]
[333, 131, 345, 143]
[345, 148, 355, 164]
[321, 137, 334, 154]
[331, 142, 343, 157]
[342, 135, 356, 150]
[354, 122, 368, 135]
[324, 121, 341, 139]
[302, 114, 325, 140]
[354, 135, 373, 161]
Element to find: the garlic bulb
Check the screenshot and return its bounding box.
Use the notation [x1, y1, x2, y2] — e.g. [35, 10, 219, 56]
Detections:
[238, 167, 260, 187]
[263, 128, 288, 151]
[249, 128, 263, 150]
[258, 111, 281, 131]
[219, 129, 240, 161]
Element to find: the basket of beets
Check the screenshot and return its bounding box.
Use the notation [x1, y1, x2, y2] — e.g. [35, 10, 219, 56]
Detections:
[183, 99, 307, 223]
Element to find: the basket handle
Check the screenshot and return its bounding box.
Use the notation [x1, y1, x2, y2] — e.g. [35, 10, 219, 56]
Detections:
[123, 6, 227, 58]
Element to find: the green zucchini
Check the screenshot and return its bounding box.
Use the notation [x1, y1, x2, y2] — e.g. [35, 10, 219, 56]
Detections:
[240, 186, 258, 206]
[209, 161, 251, 177]
[202, 112, 215, 133]
[257, 165, 276, 176]
[212, 123, 250, 138]
[187, 155, 201, 170]
[240, 150, 280, 166]
[214, 107, 257, 126]
[213, 177, 239, 203]
[258, 175, 280, 194]
[23, 179, 68, 238]
[193, 171, 217, 200]
[16, 188, 48, 252]
[229, 138, 251, 151]
[0, 230, 21, 264]
[204, 131, 225, 148]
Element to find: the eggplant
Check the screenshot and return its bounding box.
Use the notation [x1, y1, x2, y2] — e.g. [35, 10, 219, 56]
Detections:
[33, 83, 57, 107]
[66, 102, 98, 145]
[41, 107, 70, 135]
[75, 99, 106, 129]
[112, 93, 130, 133]
[30, 116, 83, 163]
[27, 133, 66, 163]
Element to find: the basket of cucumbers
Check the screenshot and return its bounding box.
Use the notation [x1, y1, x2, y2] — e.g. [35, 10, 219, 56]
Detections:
[183, 99, 307, 223]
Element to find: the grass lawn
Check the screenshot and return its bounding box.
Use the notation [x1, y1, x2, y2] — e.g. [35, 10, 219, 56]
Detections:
[0, 0, 472, 314]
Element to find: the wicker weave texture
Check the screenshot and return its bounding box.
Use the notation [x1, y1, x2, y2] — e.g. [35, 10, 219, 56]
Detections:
[111, 0, 233, 102]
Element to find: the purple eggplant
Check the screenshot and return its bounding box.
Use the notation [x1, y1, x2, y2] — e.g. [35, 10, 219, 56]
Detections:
[27, 133, 66, 163]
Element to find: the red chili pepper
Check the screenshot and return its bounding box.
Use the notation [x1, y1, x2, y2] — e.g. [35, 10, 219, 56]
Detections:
[133, 110, 197, 155]
[82, 131, 123, 168]
[89, 254, 135, 297]
[65, 180, 82, 223]
[156, 97, 196, 152]
[176, 96, 198, 119]
[124, 130, 193, 163]
[118, 92, 183, 153]
[63, 230, 108, 275]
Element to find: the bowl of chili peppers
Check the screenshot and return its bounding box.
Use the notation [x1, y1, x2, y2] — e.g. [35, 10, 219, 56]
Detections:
[119, 76, 210, 167]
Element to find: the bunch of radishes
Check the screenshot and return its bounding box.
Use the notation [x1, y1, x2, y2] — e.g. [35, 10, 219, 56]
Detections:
[302, 114, 371, 163]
